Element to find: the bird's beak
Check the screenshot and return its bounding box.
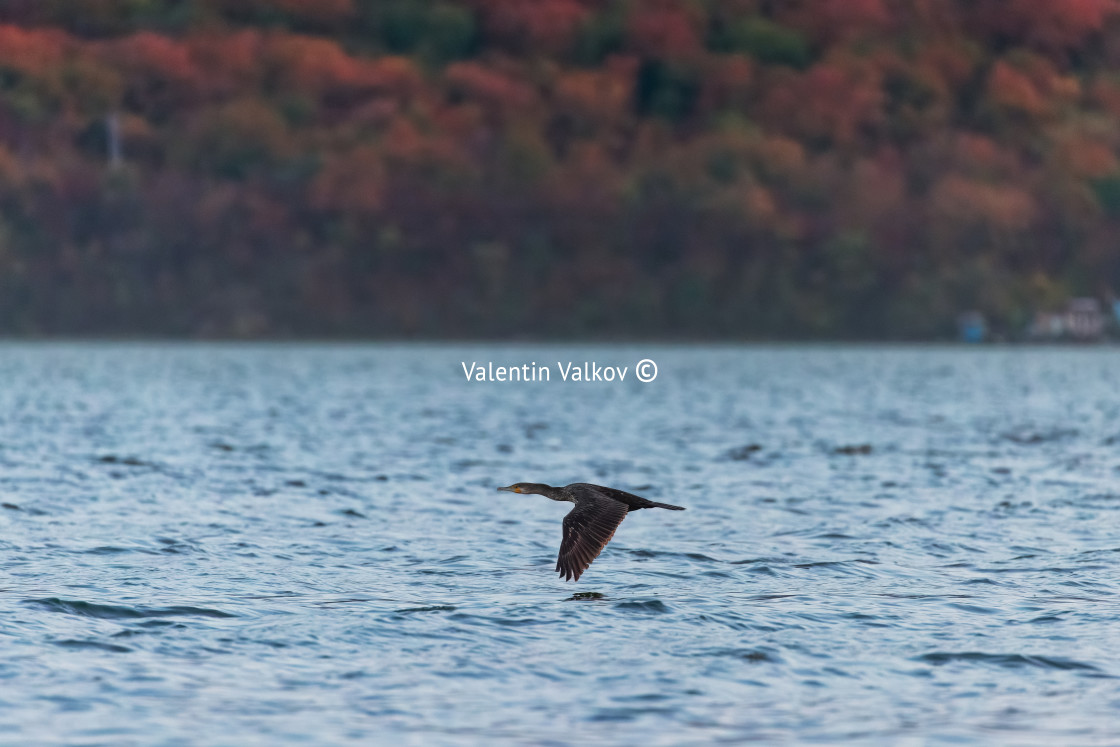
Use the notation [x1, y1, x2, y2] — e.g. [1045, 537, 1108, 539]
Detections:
[497, 485, 519, 493]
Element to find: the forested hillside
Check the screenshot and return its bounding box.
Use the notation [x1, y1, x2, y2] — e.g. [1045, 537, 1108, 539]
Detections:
[2, 0, 1120, 338]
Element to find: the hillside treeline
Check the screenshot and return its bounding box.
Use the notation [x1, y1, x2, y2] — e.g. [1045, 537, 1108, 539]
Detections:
[2, 0, 1120, 337]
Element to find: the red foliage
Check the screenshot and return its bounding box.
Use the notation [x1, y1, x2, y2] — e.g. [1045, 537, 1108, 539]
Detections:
[261, 32, 384, 103]
[752, 135, 807, 185]
[0, 24, 69, 75]
[1052, 135, 1118, 179]
[930, 174, 1037, 233]
[3, 1, 1120, 337]
[99, 32, 201, 114]
[698, 54, 754, 114]
[972, 0, 1119, 52]
[365, 57, 424, 102]
[444, 62, 536, 112]
[847, 151, 905, 221]
[553, 65, 634, 130]
[103, 32, 198, 84]
[987, 61, 1046, 117]
[626, 5, 702, 59]
[914, 41, 979, 91]
[188, 31, 265, 99]
[950, 133, 1020, 178]
[761, 59, 885, 147]
[472, 0, 589, 54]
[780, 0, 892, 44]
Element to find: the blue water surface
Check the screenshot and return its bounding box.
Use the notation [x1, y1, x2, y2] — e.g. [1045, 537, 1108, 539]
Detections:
[2, 343, 1120, 745]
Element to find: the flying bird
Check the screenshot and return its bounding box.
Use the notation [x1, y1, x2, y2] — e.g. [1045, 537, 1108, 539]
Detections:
[497, 482, 685, 582]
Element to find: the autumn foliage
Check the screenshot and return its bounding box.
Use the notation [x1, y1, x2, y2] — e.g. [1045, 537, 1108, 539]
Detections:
[2, 0, 1120, 337]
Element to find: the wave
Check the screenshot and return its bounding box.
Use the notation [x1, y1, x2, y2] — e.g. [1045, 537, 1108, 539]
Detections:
[914, 651, 1100, 671]
[24, 598, 236, 619]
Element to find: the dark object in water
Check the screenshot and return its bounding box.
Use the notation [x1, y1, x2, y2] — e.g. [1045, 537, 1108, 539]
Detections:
[833, 444, 873, 455]
[726, 444, 763, 461]
[497, 482, 685, 582]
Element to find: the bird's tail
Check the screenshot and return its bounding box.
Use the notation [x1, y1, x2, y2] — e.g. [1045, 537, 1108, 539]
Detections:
[650, 501, 685, 510]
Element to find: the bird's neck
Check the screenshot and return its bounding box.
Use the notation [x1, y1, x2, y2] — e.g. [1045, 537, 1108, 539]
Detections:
[537, 485, 571, 502]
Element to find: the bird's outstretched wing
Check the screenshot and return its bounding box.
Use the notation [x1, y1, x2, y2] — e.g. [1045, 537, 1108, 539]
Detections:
[556, 496, 629, 582]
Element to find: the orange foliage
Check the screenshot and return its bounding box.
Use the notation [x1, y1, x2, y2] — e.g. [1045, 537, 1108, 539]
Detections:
[1015, 0, 1117, 49]
[188, 31, 265, 98]
[1052, 135, 1118, 179]
[553, 67, 634, 128]
[444, 62, 536, 112]
[98, 32, 201, 114]
[366, 57, 424, 102]
[378, 117, 467, 174]
[743, 183, 778, 227]
[262, 33, 373, 97]
[987, 61, 1045, 117]
[3, 1, 1120, 337]
[751, 135, 807, 184]
[0, 24, 68, 75]
[763, 60, 885, 147]
[931, 174, 1037, 233]
[103, 32, 199, 85]
[949, 133, 1020, 179]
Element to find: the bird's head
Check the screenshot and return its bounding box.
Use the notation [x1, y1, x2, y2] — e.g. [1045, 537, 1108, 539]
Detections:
[498, 482, 552, 496]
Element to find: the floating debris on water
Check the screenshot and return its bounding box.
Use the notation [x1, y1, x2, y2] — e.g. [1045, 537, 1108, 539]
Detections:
[97, 455, 150, 466]
[725, 444, 763, 460]
[833, 444, 873, 455]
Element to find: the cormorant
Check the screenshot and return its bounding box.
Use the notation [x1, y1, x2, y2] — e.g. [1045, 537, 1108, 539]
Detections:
[497, 482, 685, 582]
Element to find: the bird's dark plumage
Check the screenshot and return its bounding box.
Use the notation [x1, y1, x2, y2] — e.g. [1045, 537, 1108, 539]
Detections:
[497, 482, 686, 582]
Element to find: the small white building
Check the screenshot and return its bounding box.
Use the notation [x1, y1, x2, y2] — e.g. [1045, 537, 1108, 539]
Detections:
[1064, 298, 1104, 340]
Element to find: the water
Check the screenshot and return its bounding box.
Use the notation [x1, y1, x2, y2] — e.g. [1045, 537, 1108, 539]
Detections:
[3, 343, 1120, 745]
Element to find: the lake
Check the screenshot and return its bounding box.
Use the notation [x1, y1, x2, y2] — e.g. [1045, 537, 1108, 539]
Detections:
[2, 343, 1119, 745]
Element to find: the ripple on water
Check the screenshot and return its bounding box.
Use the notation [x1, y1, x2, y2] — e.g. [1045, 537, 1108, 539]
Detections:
[914, 652, 1102, 672]
[52, 639, 133, 654]
[24, 598, 237, 620]
[613, 600, 671, 614]
[393, 605, 457, 614]
[696, 647, 784, 664]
